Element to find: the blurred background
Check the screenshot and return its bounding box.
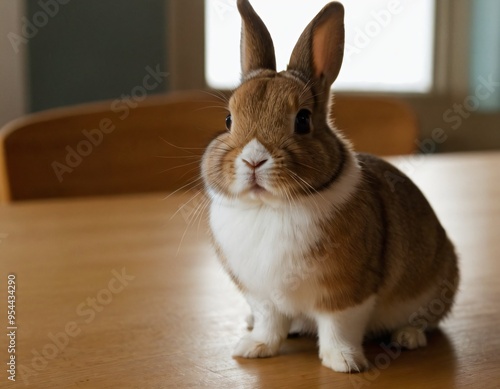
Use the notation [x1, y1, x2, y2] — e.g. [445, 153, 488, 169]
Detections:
[1, 0, 499, 152]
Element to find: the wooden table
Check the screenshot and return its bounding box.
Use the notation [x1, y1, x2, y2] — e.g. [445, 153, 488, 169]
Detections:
[0, 152, 499, 389]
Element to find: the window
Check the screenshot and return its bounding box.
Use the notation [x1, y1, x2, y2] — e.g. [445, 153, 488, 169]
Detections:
[205, 0, 435, 93]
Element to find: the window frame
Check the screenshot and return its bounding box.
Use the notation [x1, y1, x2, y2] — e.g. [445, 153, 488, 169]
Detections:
[168, 0, 472, 98]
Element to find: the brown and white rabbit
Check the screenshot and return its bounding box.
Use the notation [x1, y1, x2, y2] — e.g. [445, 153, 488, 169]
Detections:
[201, 0, 459, 373]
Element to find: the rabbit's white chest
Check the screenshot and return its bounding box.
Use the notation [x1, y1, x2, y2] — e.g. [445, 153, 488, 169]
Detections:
[209, 201, 323, 313]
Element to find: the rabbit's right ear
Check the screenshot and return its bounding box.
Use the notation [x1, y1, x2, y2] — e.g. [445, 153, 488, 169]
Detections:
[288, 2, 345, 88]
[237, 0, 277, 78]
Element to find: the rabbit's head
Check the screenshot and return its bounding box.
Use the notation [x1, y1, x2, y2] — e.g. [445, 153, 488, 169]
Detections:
[202, 1, 350, 205]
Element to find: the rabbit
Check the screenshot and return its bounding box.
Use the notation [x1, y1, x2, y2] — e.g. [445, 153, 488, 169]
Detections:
[201, 0, 459, 373]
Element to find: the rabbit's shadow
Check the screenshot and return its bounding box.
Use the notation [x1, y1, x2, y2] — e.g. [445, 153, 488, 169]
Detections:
[359, 328, 456, 386]
[234, 329, 456, 388]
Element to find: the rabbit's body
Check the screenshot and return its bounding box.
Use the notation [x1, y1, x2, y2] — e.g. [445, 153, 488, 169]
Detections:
[210, 151, 457, 321]
[202, 0, 458, 372]
[209, 148, 458, 363]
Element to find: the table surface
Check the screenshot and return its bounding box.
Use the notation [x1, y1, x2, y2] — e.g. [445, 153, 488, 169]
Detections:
[0, 151, 499, 389]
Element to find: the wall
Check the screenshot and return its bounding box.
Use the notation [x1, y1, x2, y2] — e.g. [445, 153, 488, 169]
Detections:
[0, 0, 26, 127]
[26, 0, 168, 112]
[470, 0, 500, 112]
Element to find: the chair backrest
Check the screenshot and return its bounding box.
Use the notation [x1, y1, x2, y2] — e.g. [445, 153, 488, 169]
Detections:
[333, 94, 418, 156]
[0, 91, 418, 202]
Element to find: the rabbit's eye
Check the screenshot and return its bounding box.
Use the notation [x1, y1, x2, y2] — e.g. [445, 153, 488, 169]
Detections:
[295, 109, 311, 134]
[225, 114, 232, 131]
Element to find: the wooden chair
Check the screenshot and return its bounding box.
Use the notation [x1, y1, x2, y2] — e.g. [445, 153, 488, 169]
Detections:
[0, 91, 418, 203]
[332, 94, 418, 156]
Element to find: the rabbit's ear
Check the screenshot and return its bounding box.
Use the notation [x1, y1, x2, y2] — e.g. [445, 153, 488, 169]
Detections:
[288, 2, 344, 87]
[237, 0, 276, 78]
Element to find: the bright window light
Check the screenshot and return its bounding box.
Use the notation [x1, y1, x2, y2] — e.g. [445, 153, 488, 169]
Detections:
[205, 0, 435, 92]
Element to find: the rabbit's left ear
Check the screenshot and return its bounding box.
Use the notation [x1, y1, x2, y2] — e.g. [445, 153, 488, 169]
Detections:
[288, 2, 345, 87]
[237, 0, 277, 78]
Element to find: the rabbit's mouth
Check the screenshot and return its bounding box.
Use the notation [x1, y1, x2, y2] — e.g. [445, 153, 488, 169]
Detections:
[247, 170, 268, 192]
[239, 181, 279, 203]
[243, 180, 269, 196]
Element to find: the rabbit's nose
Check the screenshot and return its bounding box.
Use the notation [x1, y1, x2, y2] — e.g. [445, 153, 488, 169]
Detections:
[242, 158, 268, 169]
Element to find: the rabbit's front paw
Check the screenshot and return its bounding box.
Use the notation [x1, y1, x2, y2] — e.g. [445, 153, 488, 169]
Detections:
[320, 348, 369, 373]
[232, 335, 280, 358]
